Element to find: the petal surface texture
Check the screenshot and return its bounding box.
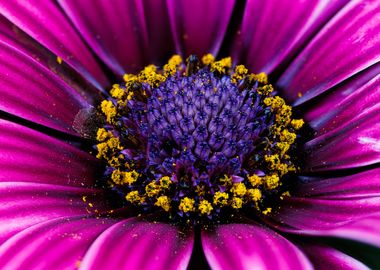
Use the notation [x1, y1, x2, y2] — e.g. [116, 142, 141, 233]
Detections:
[202, 223, 312, 270]
[0, 182, 107, 245]
[79, 218, 193, 270]
[0, 41, 93, 134]
[304, 75, 380, 171]
[59, 0, 148, 75]
[168, 0, 235, 56]
[0, 119, 99, 186]
[278, 0, 380, 104]
[0, 216, 118, 269]
[270, 168, 380, 248]
[300, 243, 370, 270]
[0, 0, 109, 88]
[234, 0, 349, 73]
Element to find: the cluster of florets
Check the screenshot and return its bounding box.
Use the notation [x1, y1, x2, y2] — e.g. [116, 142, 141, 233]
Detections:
[95, 54, 303, 223]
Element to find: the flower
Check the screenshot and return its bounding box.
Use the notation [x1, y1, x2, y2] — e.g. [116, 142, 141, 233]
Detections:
[0, 1, 379, 269]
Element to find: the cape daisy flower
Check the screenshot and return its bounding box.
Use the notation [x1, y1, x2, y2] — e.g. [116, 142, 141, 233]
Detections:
[0, 0, 379, 269]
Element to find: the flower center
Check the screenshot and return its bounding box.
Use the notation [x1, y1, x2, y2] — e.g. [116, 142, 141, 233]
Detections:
[94, 54, 304, 224]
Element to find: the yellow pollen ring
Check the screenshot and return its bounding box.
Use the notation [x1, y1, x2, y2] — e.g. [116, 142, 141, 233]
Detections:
[94, 53, 304, 218]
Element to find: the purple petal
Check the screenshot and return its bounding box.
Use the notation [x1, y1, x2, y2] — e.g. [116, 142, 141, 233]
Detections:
[306, 73, 380, 136]
[267, 171, 380, 247]
[300, 243, 370, 270]
[142, 0, 175, 64]
[168, 0, 235, 56]
[233, 0, 349, 73]
[202, 223, 312, 270]
[59, 0, 148, 75]
[270, 197, 380, 231]
[0, 41, 94, 134]
[0, 15, 103, 101]
[0, 182, 108, 244]
[303, 79, 380, 171]
[0, 216, 117, 269]
[304, 63, 380, 132]
[278, 1, 380, 104]
[79, 218, 193, 270]
[0, 0, 109, 88]
[0, 119, 100, 187]
[296, 168, 380, 199]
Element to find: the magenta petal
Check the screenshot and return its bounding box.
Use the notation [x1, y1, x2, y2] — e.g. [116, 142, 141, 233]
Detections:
[168, 0, 235, 56]
[306, 73, 380, 136]
[79, 218, 193, 270]
[59, 0, 148, 75]
[0, 119, 99, 187]
[301, 243, 370, 270]
[303, 86, 380, 171]
[271, 196, 380, 231]
[295, 168, 380, 199]
[304, 63, 380, 132]
[0, 216, 117, 269]
[0, 41, 93, 134]
[202, 223, 312, 270]
[0, 1, 109, 88]
[0, 182, 108, 244]
[233, 0, 349, 73]
[269, 170, 380, 247]
[0, 15, 103, 102]
[278, 1, 380, 104]
[142, 0, 175, 64]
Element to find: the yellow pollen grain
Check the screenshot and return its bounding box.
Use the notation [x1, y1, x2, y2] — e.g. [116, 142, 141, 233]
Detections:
[107, 137, 123, 151]
[247, 188, 262, 202]
[291, 119, 304, 130]
[231, 183, 247, 197]
[210, 57, 232, 73]
[111, 169, 139, 185]
[262, 207, 272, 215]
[111, 170, 122, 185]
[100, 100, 117, 123]
[198, 200, 213, 215]
[123, 73, 139, 88]
[195, 185, 206, 196]
[251, 72, 268, 84]
[155, 196, 171, 212]
[276, 142, 291, 156]
[265, 154, 280, 168]
[232, 65, 248, 83]
[125, 170, 139, 185]
[56, 56, 62, 64]
[139, 65, 165, 87]
[280, 129, 297, 144]
[164, 55, 182, 76]
[231, 197, 243, 209]
[219, 174, 232, 186]
[108, 155, 123, 167]
[257, 84, 274, 95]
[264, 174, 280, 190]
[159, 176, 172, 189]
[96, 128, 111, 142]
[280, 191, 291, 200]
[96, 142, 108, 159]
[264, 96, 285, 111]
[248, 174, 262, 187]
[213, 191, 229, 206]
[110, 84, 125, 99]
[126, 191, 141, 204]
[201, 53, 215, 65]
[179, 197, 195, 213]
[145, 181, 160, 197]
